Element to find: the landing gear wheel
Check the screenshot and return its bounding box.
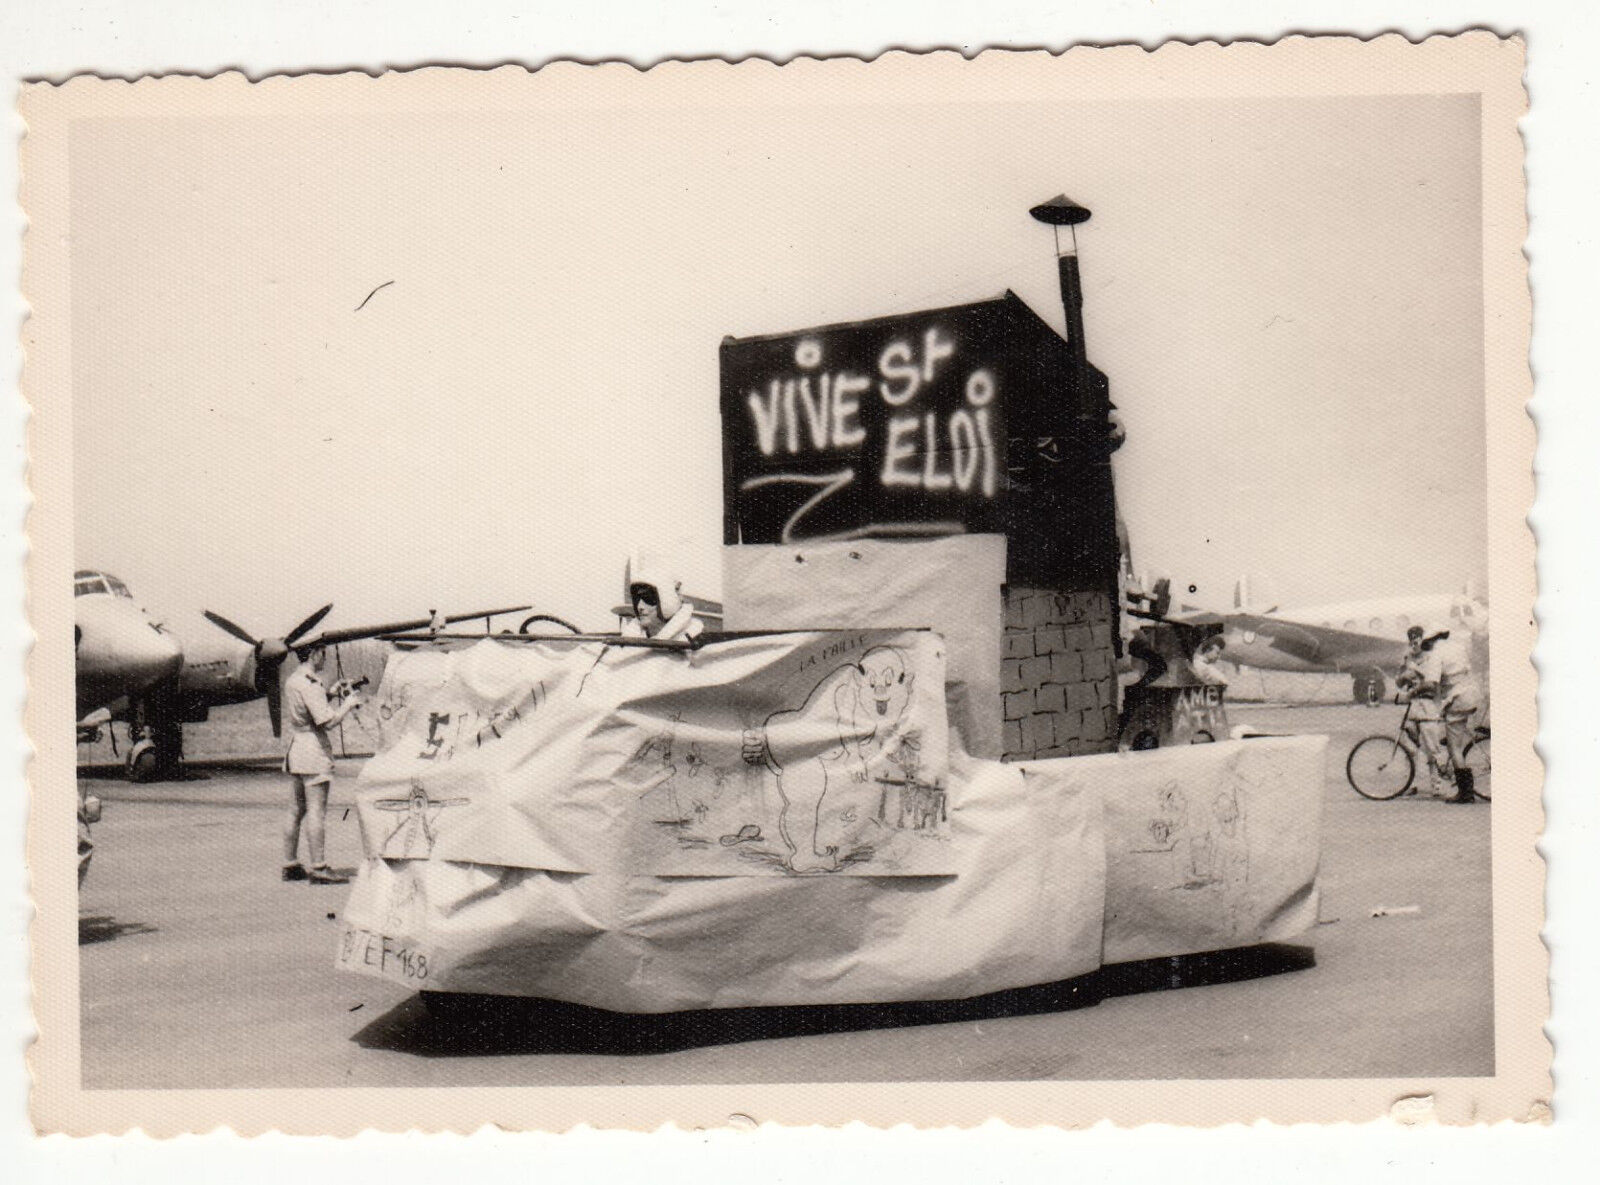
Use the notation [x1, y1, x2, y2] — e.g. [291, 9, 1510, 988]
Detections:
[127, 740, 160, 783]
[1352, 670, 1386, 705]
[152, 722, 184, 777]
[1346, 735, 1415, 800]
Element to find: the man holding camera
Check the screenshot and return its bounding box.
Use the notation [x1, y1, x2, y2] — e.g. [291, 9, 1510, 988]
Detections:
[281, 641, 364, 883]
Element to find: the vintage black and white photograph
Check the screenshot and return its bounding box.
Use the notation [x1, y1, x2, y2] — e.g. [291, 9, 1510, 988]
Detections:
[22, 37, 1540, 1133]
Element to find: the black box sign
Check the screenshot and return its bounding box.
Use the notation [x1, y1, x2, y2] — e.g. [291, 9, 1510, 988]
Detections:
[720, 292, 1119, 590]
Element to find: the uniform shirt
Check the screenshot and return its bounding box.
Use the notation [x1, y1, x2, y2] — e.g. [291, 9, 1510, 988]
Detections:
[1433, 635, 1472, 689]
[1432, 634, 1483, 714]
[283, 666, 335, 734]
[1401, 650, 1444, 720]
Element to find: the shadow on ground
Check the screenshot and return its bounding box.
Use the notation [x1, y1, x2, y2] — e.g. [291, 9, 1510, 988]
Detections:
[352, 943, 1315, 1058]
[77, 763, 219, 782]
[79, 915, 160, 945]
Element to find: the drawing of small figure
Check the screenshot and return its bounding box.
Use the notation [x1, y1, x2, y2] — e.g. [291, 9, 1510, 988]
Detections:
[873, 731, 927, 825]
[1189, 784, 1252, 931]
[1212, 786, 1251, 885]
[1145, 783, 1188, 850]
[629, 714, 688, 825]
[684, 741, 707, 778]
[898, 781, 947, 831]
[383, 870, 419, 931]
[742, 646, 915, 872]
[1187, 828, 1217, 884]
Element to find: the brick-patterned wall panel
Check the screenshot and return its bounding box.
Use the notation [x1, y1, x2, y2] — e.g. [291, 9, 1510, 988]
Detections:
[1001, 587, 1118, 760]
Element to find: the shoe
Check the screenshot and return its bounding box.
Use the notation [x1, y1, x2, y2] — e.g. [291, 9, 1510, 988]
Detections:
[308, 864, 349, 884]
[282, 863, 308, 882]
[1448, 768, 1480, 804]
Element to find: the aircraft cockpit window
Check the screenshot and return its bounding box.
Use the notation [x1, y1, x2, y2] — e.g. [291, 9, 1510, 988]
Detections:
[105, 576, 132, 598]
[74, 576, 110, 598]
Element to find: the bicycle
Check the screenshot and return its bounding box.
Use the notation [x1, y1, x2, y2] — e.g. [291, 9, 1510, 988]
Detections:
[1346, 701, 1491, 801]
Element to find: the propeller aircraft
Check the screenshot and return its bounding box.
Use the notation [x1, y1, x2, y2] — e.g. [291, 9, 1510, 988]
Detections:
[74, 568, 530, 781]
[1130, 572, 1489, 703]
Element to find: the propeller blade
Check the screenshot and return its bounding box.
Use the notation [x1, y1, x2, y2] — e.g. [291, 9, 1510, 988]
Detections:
[203, 610, 260, 647]
[284, 604, 334, 647]
[268, 672, 284, 738]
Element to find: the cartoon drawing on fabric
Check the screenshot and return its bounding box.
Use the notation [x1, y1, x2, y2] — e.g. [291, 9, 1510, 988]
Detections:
[372, 780, 472, 859]
[1130, 776, 1252, 921]
[1133, 782, 1189, 853]
[870, 730, 946, 830]
[739, 645, 925, 873]
[626, 713, 689, 826]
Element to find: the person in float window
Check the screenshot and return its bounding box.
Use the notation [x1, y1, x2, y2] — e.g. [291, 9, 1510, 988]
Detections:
[619, 555, 704, 642]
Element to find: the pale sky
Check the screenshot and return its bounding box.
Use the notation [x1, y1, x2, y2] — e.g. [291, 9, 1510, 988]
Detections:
[69, 88, 1486, 640]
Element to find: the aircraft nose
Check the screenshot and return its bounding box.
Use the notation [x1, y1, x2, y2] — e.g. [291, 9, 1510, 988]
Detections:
[123, 623, 184, 687]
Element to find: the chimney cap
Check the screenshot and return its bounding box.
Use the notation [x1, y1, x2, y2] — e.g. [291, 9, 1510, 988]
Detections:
[1029, 195, 1092, 226]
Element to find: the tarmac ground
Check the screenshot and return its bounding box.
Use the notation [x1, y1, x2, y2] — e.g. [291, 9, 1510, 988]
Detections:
[74, 702, 1495, 1088]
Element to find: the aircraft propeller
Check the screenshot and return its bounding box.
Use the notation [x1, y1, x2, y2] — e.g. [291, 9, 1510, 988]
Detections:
[201, 602, 532, 739]
[202, 604, 334, 736]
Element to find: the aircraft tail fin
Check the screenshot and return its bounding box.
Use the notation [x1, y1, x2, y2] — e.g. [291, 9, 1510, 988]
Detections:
[1149, 577, 1172, 618]
[1234, 573, 1279, 614]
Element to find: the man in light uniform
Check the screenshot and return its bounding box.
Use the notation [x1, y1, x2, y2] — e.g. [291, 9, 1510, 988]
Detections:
[1396, 624, 1451, 798]
[1430, 621, 1486, 805]
[282, 641, 365, 882]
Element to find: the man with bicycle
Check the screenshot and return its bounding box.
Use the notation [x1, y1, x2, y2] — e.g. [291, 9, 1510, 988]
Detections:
[1430, 621, 1486, 805]
[1395, 625, 1452, 798]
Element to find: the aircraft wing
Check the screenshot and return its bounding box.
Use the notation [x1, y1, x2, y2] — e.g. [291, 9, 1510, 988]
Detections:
[303, 606, 534, 648]
[1201, 611, 1398, 670]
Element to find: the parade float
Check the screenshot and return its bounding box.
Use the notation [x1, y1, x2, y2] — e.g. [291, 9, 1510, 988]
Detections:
[336, 199, 1326, 1011]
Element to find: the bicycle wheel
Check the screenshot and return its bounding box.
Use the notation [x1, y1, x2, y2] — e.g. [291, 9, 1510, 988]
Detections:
[1346, 735, 1415, 800]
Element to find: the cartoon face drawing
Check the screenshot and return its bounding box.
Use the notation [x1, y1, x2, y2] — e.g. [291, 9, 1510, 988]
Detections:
[857, 647, 912, 720]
